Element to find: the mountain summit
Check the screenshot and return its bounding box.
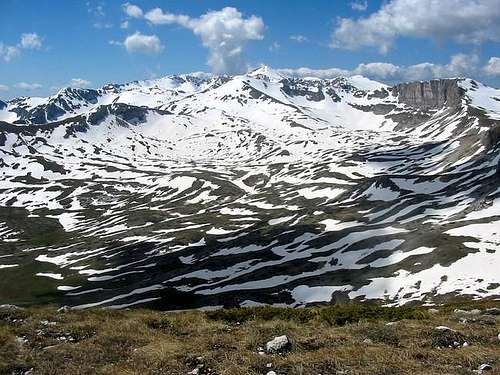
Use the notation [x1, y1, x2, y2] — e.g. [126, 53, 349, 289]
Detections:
[0, 70, 499, 309]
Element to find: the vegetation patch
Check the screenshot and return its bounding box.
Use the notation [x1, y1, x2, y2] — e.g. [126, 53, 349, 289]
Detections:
[319, 303, 429, 326]
[0, 302, 497, 375]
[205, 305, 316, 323]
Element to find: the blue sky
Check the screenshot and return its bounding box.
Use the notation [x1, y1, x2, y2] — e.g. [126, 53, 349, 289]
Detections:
[1, 0, 500, 99]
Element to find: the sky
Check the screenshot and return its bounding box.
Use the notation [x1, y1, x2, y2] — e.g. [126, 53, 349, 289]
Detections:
[1, 0, 500, 99]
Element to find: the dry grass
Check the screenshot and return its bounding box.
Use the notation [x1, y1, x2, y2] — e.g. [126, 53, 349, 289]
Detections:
[0, 301, 499, 375]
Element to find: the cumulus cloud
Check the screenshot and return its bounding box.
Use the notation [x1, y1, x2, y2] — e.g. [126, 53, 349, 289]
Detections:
[350, 0, 368, 11]
[277, 66, 351, 79]
[122, 3, 143, 18]
[143, 8, 191, 26]
[69, 78, 91, 88]
[143, 7, 264, 74]
[124, 32, 164, 54]
[120, 20, 129, 29]
[15, 82, 42, 91]
[278, 53, 484, 83]
[0, 84, 9, 91]
[290, 35, 308, 43]
[21, 33, 42, 50]
[0, 44, 20, 62]
[484, 57, 500, 76]
[0, 32, 43, 62]
[331, 0, 500, 54]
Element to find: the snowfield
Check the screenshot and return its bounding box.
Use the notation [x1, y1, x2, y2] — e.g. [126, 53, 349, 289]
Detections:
[0, 66, 499, 309]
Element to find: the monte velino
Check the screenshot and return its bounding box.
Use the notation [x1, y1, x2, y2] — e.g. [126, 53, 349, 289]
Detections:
[0, 66, 499, 309]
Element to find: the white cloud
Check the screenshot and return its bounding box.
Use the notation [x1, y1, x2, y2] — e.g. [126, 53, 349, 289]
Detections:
[15, 82, 42, 91]
[144, 7, 264, 74]
[144, 8, 191, 26]
[109, 40, 123, 46]
[0, 84, 9, 91]
[331, 0, 500, 54]
[122, 3, 143, 18]
[277, 66, 351, 79]
[87, 3, 105, 17]
[484, 57, 500, 76]
[93, 22, 112, 29]
[120, 20, 129, 29]
[87, 2, 112, 29]
[1, 32, 43, 62]
[20, 33, 42, 50]
[278, 53, 482, 83]
[354, 62, 400, 79]
[0, 44, 20, 62]
[350, 0, 368, 11]
[124, 32, 163, 54]
[69, 78, 91, 88]
[290, 35, 308, 43]
[269, 41, 280, 52]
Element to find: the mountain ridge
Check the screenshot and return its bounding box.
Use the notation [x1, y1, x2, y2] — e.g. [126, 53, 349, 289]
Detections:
[0, 66, 499, 309]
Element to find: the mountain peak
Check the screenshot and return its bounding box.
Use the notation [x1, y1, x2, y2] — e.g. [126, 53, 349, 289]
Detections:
[247, 65, 285, 81]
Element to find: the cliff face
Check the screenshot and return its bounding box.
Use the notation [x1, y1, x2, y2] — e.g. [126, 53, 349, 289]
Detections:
[0, 100, 6, 110]
[392, 79, 465, 109]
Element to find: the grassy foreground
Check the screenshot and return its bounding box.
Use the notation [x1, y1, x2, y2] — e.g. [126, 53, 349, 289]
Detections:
[0, 301, 499, 375]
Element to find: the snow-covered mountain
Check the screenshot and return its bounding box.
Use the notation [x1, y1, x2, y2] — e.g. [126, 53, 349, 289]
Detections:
[0, 66, 499, 309]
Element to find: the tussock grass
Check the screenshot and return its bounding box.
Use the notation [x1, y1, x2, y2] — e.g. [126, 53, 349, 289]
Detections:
[0, 302, 498, 374]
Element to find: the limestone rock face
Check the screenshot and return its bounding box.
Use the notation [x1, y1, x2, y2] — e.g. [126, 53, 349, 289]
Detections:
[392, 79, 465, 109]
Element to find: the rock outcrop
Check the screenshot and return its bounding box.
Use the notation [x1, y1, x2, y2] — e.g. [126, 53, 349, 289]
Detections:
[266, 335, 292, 353]
[392, 78, 465, 109]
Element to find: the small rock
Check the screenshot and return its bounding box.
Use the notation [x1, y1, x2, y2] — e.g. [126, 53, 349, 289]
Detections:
[0, 304, 24, 310]
[266, 335, 291, 354]
[266, 363, 272, 368]
[385, 321, 398, 326]
[40, 320, 57, 326]
[435, 326, 455, 332]
[188, 363, 204, 375]
[454, 308, 481, 316]
[497, 333, 500, 342]
[15, 336, 27, 345]
[485, 307, 500, 315]
[428, 308, 439, 314]
[362, 338, 373, 345]
[479, 363, 493, 372]
[462, 341, 469, 347]
[57, 305, 71, 313]
[266, 371, 277, 375]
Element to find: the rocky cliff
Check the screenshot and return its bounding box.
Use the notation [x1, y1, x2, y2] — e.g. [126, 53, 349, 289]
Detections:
[392, 78, 465, 109]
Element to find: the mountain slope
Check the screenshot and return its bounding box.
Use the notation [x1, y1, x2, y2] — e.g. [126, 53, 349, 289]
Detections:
[0, 67, 499, 309]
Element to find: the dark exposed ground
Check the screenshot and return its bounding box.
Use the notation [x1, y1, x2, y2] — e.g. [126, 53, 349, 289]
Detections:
[0, 300, 499, 375]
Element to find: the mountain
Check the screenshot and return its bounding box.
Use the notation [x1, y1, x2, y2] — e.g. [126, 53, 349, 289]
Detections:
[0, 66, 499, 309]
